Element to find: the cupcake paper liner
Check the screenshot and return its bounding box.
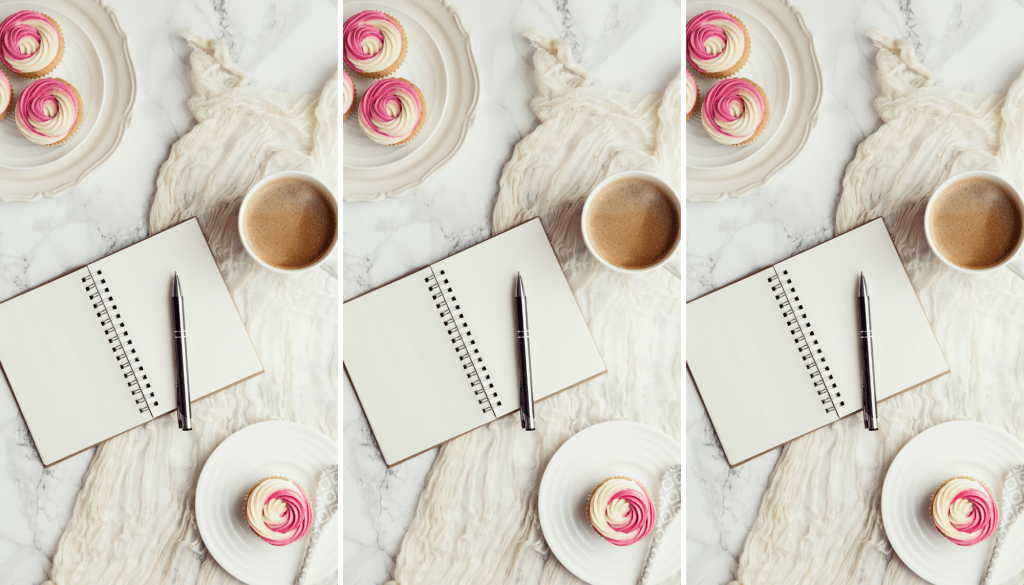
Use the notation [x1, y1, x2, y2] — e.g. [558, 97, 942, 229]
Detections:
[689, 12, 750, 80]
[4, 13, 65, 79]
[686, 78, 700, 122]
[346, 12, 408, 80]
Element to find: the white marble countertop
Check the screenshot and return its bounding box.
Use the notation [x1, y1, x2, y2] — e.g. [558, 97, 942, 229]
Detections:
[0, 0, 337, 582]
[686, 1, 1024, 584]
[342, 0, 681, 583]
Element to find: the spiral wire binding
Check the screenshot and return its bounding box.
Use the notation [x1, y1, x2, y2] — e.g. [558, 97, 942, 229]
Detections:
[425, 267, 499, 414]
[83, 268, 153, 414]
[768, 268, 844, 414]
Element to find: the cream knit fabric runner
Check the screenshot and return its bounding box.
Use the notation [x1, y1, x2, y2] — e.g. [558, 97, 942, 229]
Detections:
[731, 28, 1024, 585]
[387, 29, 681, 585]
[43, 30, 338, 585]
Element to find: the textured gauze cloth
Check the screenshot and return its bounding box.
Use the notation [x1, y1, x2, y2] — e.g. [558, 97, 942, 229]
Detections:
[731, 28, 1024, 585]
[385, 28, 682, 585]
[42, 29, 338, 585]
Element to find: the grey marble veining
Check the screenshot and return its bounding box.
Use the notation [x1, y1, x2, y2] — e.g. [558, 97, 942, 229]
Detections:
[342, 1, 681, 584]
[686, 1, 1024, 584]
[0, 1, 337, 583]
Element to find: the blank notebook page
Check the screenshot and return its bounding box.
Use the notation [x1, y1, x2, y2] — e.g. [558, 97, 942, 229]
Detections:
[687, 219, 947, 466]
[344, 218, 606, 466]
[0, 219, 263, 466]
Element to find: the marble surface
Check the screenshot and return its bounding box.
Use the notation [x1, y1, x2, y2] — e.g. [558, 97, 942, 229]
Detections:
[341, 0, 681, 584]
[686, 0, 1024, 584]
[0, 0, 337, 583]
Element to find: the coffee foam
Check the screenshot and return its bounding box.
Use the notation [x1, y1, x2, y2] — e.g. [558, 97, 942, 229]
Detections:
[243, 178, 337, 270]
[586, 178, 680, 270]
[930, 177, 1023, 270]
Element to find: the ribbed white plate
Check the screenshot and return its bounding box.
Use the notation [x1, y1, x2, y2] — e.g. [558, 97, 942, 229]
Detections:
[685, 0, 823, 201]
[686, 2, 790, 170]
[196, 421, 338, 585]
[0, 0, 136, 201]
[0, 1, 104, 169]
[882, 421, 1024, 585]
[538, 421, 681, 585]
[343, 2, 447, 170]
[342, 0, 480, 201]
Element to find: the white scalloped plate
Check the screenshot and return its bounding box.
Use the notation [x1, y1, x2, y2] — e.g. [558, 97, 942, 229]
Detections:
[0, 2, 104, 169]
[343, 2, 447, 170]
[196, 421, 338, 585]
[882, 421, 1024, 585]
[538, 421, 681, 585]
[685, 0, 823, 201]
[342, 0, 480, 201]
[0, 0, 135, 201]
[686, 2, 790, 170]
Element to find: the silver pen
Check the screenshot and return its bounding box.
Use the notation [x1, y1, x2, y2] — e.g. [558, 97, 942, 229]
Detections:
[172, 273, 192, 431]
[514, 272, 535, 431]
[859, 272, 878, 431]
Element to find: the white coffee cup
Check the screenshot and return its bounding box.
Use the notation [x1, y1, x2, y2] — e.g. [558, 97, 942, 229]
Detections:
[580, 170, 682, 278]
[238, 170, 339, 278]
[923, 170, 1024, 279]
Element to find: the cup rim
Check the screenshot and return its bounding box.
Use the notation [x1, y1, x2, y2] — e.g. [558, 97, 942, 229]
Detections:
[923, 170, 1024, 274]
[237, 170, 339, 274]
[579, 170, 682, 274]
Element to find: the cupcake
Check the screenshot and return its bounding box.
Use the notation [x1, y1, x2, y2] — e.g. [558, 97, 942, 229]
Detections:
[244, 476, 313, 546]
[686, 10, 750, 79]
[358, 78, 425, 147]
[0, 10, 64, 79]
[586, 476, 656, 546]
[930, 476, 999, 546]
[701, 78, 768, 147]
[343, 70, 357, 121]
[686, 70, 699, 121]
[16, 78, 82, 146]
[344, 10, 407, 79]
[0, 69, 10, 122]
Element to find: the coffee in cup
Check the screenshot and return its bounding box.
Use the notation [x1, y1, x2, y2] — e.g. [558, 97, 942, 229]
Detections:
[928, 176, 1024, 270]
[242, 177, 337, 271]
[584, 176, 681, 271]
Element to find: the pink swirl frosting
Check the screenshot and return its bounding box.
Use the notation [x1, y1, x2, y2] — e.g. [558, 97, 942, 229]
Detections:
[588, 477, 656, 546]
[344, 10, 403, 75]
[0, 11, 60, 74]
[245, 478, 312, 546]
[16, 78, 80, 145]
[931, 477, 999, 546]
[701, 78, 765, 146]
[686, 11, 746, 75]
[358, 78, 422, 145]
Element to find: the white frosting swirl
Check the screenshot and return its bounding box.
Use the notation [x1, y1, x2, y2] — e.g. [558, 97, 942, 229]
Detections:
[0, 72, 9, 116]
[342, 71, 354, 116]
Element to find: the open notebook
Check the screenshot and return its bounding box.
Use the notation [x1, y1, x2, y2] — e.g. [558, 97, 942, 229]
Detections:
[687, 218, 949, 466]
[344, 218, 606, 466]
[0, 218, 263, 466]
